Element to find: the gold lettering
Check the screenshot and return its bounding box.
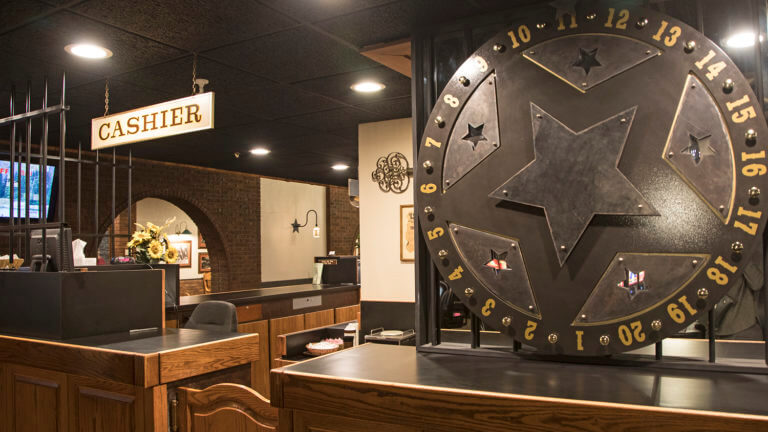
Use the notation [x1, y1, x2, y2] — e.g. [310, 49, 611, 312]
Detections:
[111, 120, 125, 138]
[170, 107, 184, 126]
[186, 104, 202, 124]
[98, 123, 111, 140]
[126, 117, 139, 134]
[142, 113, 158, 132]
[160, 110, 168, 128]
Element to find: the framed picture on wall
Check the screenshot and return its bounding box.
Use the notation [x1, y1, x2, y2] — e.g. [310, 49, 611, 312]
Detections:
[400, 204, 415, 262]
[198, 232, 206, 249]
[199, 252, 211, 273]
[170, 240, 192, 267]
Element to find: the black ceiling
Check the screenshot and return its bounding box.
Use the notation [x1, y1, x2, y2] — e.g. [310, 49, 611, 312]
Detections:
[0, 0, 518, 185]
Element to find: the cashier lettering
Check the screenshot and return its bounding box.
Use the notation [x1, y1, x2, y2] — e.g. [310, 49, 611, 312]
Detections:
[97, 104, 202, 141]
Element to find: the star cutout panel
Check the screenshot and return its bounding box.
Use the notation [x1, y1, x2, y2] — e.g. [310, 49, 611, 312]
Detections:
[449, 223, 540, 318]
[524, 34, 660, 92]
[574, 253, 709, 325]
[443, 74, 500, 191]
[490, 103, 658, 266]
[663, 74, 734, 222]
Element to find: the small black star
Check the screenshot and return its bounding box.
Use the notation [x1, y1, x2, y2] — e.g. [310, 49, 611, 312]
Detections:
[291, 219, 301, 232]
[573, 48, 602, 76]
[484, 249, 510, 276]
[462, 123, 487, 150]
[681, 132, 716, 165]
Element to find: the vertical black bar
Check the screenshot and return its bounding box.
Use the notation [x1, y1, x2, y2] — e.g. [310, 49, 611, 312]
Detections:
[59, 73, 66, 226]
[655, 341, 662, 360]
[40, 78, 48, 269]
[470, 313, 480, 348]
[111, 147, 116, 259]
[77, 141, 81, 235]
[16, 136, 22, 256]
[94, 150, 99, 261]
[8, 86, 15, 263]
[513, 340, 521, 352]
[24, 81, 31, 263]
[708, 309, 716, 363]
[127, 147, 132, 242]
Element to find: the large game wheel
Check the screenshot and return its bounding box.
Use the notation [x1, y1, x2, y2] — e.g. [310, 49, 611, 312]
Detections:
[416, 1, 768, 355]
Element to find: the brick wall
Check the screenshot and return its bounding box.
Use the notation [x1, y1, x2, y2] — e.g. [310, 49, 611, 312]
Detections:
[0, 143, 357, 293]
[327, 185, 359, 255]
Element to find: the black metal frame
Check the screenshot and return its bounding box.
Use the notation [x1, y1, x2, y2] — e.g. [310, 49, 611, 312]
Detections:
[412, 0, 768, 371]
[0, 75, 134, 269]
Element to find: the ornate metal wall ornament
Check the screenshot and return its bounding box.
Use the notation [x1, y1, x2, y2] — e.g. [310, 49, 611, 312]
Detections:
[371, 152, 412, 194]
[416, 2, 768, 356]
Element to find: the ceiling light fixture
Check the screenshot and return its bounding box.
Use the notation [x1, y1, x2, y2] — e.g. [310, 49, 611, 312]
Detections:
[64, 43, 113, 59]
[351, 81, 385, 93]
[332, 164, 349, 171]
[725, 31, 757, 48]
[250, 147, 270, 155]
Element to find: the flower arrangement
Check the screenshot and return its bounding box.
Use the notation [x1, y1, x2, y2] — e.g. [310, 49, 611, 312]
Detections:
[127, 218, 178, 264]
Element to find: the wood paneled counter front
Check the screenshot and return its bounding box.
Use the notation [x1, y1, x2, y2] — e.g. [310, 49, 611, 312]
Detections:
[0, 328, 259, 431]
[271, 343, 768, 432]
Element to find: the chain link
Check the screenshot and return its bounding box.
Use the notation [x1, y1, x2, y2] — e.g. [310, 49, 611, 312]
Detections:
[103, 79, 109, 117]
[191, 53, 198, 94]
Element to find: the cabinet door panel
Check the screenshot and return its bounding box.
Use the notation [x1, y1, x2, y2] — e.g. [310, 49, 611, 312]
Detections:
[304, 310, 334, 329]
[68, 375, 142, 432]
[334, 305, 359, 324]
[178, 383, 277, 432]
[3, 364, 67, 432]
[269, 315, 304, 370]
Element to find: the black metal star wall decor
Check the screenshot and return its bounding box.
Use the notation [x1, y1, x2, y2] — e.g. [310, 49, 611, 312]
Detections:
[490, 103, 657, 266]
[462, 123, 487, 150]
[682, 131, 716, 165]
[573, 48, 602, 75]
[484, 249, 510, 276]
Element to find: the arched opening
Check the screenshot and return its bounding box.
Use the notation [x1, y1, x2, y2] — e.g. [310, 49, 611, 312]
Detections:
[92, 193, 230, 294]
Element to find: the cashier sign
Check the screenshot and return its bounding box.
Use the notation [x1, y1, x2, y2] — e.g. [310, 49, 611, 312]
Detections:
[91, 92, 214, 150]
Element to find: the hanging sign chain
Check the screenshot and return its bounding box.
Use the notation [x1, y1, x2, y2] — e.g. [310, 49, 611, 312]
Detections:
[192, 53, 198, 94]
[103, 79, 110, 117]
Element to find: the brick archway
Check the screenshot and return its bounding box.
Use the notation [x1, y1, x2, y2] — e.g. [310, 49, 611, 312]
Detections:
[97, 191, 231, 293]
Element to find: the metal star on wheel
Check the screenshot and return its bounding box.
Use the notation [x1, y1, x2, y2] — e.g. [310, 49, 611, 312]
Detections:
[573, 48, 602, 75]
[617, 268, 648, 300]
[489, 103, 657, 266]
[484, 249, 510, 276]
[681, 129, 716, 165]
[462, 123, 487, 150]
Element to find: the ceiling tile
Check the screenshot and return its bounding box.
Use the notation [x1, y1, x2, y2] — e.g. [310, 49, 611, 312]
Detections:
[206, 26, 378, 83]
[0, 0, 56, 33]
[0, 11, 185, 78]
[259, 0, 397, 23]
[72, 0, 298, 52]
[355, 96, 411, 119]
[216, 84, 344, 120]
[280, 107, 380, 132]
[293, 66, 409, 105]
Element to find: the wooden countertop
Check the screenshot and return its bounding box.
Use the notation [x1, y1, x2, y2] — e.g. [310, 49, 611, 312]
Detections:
[0, 328, 259, 387]
[174, 283, 360, 311]
[272, 343, 768, 431]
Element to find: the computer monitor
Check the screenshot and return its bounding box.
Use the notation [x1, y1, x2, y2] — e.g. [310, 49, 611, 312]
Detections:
[30, 227, 74, 272]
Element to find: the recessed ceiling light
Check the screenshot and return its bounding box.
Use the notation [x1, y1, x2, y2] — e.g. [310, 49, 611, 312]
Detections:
[250, 147, 270, 156]
[64, 43, 113, 59]
[332, 164, 349, 171]
[725, 32, 757, 48]
[351, 81, 385, 93]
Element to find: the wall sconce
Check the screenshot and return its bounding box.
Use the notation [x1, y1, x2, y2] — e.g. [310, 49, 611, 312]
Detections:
[175, 222, 192, 237]
[371, 151, 412, 194]
[291, 209, 320, 238]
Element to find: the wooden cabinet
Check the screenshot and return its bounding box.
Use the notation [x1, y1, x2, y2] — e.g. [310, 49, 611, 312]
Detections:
[238, 320, 270, 398]
[304, 310, 334, 329]
[178, 383, 278, 432]
[269, 315, 305, 371]
[67, 375, 145, 432]
[292, 411, 420, 432]
[334, 305, 359, 324]
[3, 364, 68, 432]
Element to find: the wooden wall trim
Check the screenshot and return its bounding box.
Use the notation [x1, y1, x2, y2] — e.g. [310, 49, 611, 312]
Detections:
[158, 334, 259, 384]
[277, 371, 768, 432]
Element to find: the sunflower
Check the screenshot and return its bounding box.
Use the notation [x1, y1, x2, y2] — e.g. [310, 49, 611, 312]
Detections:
[146, 222, 159, 234]
[164, 246, 178, 264]
[148, 240, 164, 259]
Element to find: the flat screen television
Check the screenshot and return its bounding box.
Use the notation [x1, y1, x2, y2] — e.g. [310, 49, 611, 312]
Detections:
[0, 161, 57, 221]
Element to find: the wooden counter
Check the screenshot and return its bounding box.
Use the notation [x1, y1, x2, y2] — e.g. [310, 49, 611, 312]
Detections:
[0, 328, 259, 431]
[271, 343, 768, 432]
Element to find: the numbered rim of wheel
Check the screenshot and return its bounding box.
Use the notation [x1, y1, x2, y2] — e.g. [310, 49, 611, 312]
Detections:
[416, 1, 768, 355]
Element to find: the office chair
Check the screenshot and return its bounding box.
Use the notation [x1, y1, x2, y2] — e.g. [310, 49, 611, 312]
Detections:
[185, 300, 238, 332]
